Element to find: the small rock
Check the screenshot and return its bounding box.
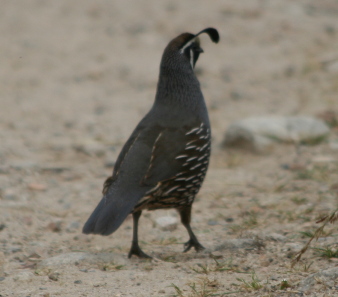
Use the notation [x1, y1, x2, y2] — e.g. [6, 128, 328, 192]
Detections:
[297, 267, 338, 292]
[13, 271, 35, 282]
[28, 183, 47, 191]
[283, 242, 303, 258]
[0, 251, 5, 277]
[283, 242, 302, 253]
[223, 116, 330, 152]
[74, 280, 82, 284]
[214, 238, 265, 251]
[48, 272, 60, 281]
[326, 60, 338, 73]
[207, 220, 218, 226]
[155, 216, 178, 231]
[73, 139, 105, 157]
[37, 252, 126, 270]
[11, 161, 37, 170]
[209, 251, 223, 259]
[3, 188, 18, 201]
[329, 141, 338, 150]
[317, 110, 338, 128]
[66, 221, 80, 233]
[47, 221, 62, 232]
[266, 233, 287, 242]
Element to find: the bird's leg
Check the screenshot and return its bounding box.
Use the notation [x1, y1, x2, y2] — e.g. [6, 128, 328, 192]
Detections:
[128, 211, 151, 259]
[178, 206, 205, 253]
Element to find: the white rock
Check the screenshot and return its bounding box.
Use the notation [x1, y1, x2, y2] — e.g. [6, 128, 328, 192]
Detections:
[214, 238, 264, 251]
[265, 233, 287, 242]
[0, 251, 5, 277]
[73, 138, 106, 156]
[297, 267, 338, 292]
[13, 271, 35, 282]
[37, 252, 126, 269]
[223, 116, 330, 151]
[326, 60, 338, 73]
[155, 216, 178, 231]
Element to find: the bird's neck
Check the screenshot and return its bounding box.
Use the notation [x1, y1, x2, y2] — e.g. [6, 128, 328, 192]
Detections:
[154, 66, 203, 109]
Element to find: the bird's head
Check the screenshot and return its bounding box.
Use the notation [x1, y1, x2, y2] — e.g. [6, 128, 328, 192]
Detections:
[161, 28, 219, 70]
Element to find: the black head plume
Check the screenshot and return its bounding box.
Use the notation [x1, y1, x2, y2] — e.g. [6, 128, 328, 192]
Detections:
[194, 28, 219, 43]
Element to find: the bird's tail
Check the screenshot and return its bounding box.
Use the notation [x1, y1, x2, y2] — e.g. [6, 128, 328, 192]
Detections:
[82, 190, 143, 236]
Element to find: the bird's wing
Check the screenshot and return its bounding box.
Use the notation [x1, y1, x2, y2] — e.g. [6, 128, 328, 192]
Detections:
[139, 126, 190, 185]
[83, 124, 188, 235]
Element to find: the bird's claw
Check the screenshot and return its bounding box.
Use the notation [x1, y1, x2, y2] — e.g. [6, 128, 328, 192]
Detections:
[183, 239, 205, 253]
[128, 242, 152, 259]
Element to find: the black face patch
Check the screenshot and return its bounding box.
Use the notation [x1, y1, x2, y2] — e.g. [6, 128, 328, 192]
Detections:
[180, 38, 203, 69]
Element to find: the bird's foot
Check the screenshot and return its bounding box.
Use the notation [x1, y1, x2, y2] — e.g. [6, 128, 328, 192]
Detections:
[183, 239, 205, 253]
[128, 241, 152, 259]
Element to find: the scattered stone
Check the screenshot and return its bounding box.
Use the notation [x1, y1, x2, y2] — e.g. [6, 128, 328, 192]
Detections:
[73, 138, 106, 157]
[207, 220, 218, 226]
[214, 238, 265, 251]
[209, 251, 223, 259]
[104, 161, 116, 168]
[3, 188, 18, 201]
[11, 161, 37, 170]
[155, 216, 178, 231]
[28, 183, 47, 191]
[223, 116, 330, 152]
[13, 271, 35, 282]
[326, 60, 338, 73]
[317, 110, 338, 128]
[37, 252, 126, 270]
[0, 251, 5, 277]
[47, 221, 63, 233]
[330, 141, 338, 150]
[74, 280, 83, 284]
[297, 267, 338, 292]
[283, 242, 302, 253]
[283, 242, 303, 258]
[66, 221, 81, 233]
[40, 166, 70, 173]
[48, 272, 60, 281]
[8, 246, 22, 253]
[265, 233, 287, 242]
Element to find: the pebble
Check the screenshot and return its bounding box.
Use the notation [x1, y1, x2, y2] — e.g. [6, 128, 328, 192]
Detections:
[27, 183, 47, 191]
[266, 233, 287, 242]
[214, 238, 265, 251]
[13, 271, 35, 282]
[223, 116, 330, 152]
[73, 138, 106, 157]
[48, 272, 60, 281]
[0, 251, 5, 277]
[155, 216, 178, 231]
[37, 252, 126, 270]
[66, 221, 80, 233]
[297, 267, 338, 292]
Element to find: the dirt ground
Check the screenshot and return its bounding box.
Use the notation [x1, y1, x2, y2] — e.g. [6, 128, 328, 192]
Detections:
[1, 0, 338, 296]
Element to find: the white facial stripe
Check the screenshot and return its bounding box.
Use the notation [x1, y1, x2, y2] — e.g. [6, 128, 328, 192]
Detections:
[190, 48, 194, 68]
[179, 39, 195, 54]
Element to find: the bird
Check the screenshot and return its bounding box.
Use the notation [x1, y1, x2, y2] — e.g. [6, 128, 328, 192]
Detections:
[83, 28, 219, 258]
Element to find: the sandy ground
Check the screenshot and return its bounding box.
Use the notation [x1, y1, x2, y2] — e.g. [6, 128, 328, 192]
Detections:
[1, 0, 338, 296]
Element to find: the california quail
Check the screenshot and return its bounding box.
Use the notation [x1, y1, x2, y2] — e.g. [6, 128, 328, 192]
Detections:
[83, 28, 219, 258]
